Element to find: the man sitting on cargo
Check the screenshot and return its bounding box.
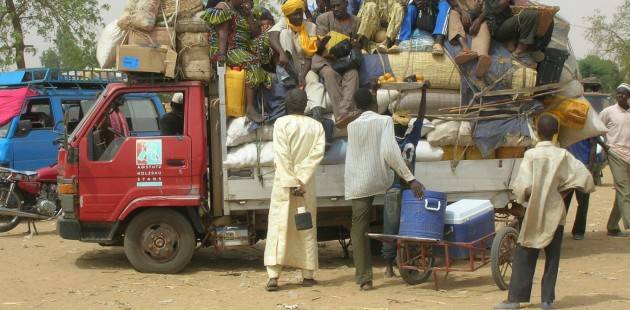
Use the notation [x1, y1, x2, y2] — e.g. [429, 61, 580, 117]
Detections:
[447, 0, 492, 78]
[344, 89, 425, 291]
[269, 0, 327, 121]
[264, 89, 326, 292]
[355, 0, 406, 53]
[495, 114, 595, 310]
[312, 0, 361, 128]
[484, 0, 554, 62]
[159, 93, 184, 136]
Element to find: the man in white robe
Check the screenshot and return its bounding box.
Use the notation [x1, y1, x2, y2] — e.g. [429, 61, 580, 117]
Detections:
[264, 89, 326, 291]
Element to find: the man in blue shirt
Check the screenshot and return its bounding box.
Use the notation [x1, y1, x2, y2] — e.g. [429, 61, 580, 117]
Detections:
[383, 82, 430, 277]
[563, 138, 596, 240]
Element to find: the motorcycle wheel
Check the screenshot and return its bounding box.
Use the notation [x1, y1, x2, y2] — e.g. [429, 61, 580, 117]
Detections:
[0, 187, 23, 233]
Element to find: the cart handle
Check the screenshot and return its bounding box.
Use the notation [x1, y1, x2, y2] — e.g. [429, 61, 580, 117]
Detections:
[425, 200, 441, 211]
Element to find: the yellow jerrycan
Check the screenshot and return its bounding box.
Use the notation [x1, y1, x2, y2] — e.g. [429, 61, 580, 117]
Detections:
[226, 66, 246, 117]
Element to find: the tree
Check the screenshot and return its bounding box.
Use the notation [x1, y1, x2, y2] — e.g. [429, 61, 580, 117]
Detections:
[585, 0, 630, 81]
[0, 0, 109, 69]
[40, 25, 99, 70]
[578, 55, 623, 93]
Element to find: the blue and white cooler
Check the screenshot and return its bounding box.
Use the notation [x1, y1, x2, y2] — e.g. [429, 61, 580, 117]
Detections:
[443, 199, 495, 259]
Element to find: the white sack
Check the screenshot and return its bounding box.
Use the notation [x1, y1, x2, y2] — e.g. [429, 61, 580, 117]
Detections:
[388, 90, 461, 115]
[226, 117, 274, 147]
[224, 142, 274, 169]
[118, 0, 161, 32]
[415, 141, 444, 162]
[408, 118, 435, 138]
[376, 89, 399, 114]
[559, 98, 607, 147]
[97, 21, 125, 68]
[426, 120, 473, 146]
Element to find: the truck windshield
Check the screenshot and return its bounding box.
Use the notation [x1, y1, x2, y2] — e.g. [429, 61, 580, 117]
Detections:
[0, 121, 11, 138]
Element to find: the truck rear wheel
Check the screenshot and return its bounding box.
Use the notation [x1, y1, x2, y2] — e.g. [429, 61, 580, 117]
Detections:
[123, 209, 195, 274]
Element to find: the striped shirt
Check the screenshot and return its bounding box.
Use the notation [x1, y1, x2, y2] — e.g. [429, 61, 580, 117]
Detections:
[344, 111, 416, 200]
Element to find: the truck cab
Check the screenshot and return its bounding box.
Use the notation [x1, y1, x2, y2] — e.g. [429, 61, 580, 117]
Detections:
[0, 68, 165, 171]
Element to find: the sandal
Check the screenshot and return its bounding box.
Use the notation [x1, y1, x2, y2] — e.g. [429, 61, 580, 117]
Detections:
[432, 43, 444, 56]
[265, 278, 279, 292]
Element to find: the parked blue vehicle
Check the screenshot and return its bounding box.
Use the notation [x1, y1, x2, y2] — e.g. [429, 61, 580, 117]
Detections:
[0, 68, 165, 171]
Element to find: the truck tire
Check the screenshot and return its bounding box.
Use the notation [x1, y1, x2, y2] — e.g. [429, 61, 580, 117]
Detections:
[123, 209, 196, 274]
[0, 187, 23, 233]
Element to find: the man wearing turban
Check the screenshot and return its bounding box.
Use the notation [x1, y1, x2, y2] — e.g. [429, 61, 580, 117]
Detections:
[269, 0, 328, 121]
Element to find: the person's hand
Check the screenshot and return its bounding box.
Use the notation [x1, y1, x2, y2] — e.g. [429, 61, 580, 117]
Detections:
[241, 1, 252, 14]
[278, 52, 290, 68]
[409, 180, 426, 199]
[470, 18, 482, 35]
[414, 0, 427, 9]
[461, 11, 472, 29]
[422, 80, 431, 90]
[292, 184, 307, 196]
[216, 53, 227, 64]
[298, 72, 307, 89]
[380, 18, 389, 28]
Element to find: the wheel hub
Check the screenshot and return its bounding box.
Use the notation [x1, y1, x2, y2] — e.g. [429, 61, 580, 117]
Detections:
[141, 224, 179, 262]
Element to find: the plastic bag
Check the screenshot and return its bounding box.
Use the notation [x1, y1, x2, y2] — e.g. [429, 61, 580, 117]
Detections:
[226, 117, 274, 147]
[224, 142, 274, 169]
[97, 20, 126, 68]
[544, 96, 590, 129]
[118, 0, 161, 32]
[426, 120, 473, 146]
[558, 98, 607, 147]
[415, 141, 444, 162]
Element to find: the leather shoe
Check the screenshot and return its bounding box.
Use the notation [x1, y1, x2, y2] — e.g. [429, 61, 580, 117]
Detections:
[572, 234, 584, 240]
[265, 278, 279, 292]
[541, 301, 552, 310]
[359, 281, 373, 291]
[302, 278, 318, 287]
[607, 230, 629, 237]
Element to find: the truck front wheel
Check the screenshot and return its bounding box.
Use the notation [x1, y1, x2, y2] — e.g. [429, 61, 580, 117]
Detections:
[123, 209, 196, 274]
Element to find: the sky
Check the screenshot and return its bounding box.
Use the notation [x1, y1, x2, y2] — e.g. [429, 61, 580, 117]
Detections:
[22, 0, 624, 68]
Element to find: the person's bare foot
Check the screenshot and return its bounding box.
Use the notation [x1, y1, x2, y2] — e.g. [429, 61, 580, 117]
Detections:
[475, 54, 492, 78]
[432, 43, 444, 56]
[246, 108, 264, 123]
[454, 49, 478, 65]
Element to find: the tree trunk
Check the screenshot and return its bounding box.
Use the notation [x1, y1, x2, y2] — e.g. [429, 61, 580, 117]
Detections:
[5, 0, 26, 69]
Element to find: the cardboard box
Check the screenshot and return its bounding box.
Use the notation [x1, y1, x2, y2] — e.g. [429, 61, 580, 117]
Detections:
[116, 45, 177, 78]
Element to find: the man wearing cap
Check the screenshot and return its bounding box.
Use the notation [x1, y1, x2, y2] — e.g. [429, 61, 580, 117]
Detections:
[600, 83, 630, 237]
[270, 0, 328, 120]
[345, 88, 425, 291]
[313, 0, 361, 128]
[382, 81, 430, 277]
[159, 93, 184, 136]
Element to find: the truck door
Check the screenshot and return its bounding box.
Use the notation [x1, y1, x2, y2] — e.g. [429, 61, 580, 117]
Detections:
[77, 92, 192, 221]
[10, 98, 59, 170]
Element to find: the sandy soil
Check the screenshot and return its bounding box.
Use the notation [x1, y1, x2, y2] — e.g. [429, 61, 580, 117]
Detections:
[1, 169, 629, 310]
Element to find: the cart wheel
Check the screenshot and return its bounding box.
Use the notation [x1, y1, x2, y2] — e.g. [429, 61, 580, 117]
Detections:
[491, 226, 518, 290]
[398, 244, 433, 285]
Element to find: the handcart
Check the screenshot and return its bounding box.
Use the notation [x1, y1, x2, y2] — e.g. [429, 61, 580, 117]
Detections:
[368, 206, 521, 290]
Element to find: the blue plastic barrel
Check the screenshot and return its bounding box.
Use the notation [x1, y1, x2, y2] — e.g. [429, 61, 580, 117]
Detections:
[398, 190, 447, 240]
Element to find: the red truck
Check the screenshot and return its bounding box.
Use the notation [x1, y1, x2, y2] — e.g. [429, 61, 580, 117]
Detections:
[57, 75, 521, 274]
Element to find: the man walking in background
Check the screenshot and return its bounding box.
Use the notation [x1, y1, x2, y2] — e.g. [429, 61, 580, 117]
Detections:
[600, 83, 630, 238]
[344, 89, 425, 291]
[264, 89, 326, 291]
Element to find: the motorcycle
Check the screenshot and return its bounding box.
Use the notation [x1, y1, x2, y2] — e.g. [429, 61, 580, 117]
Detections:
[0, 165, 60, 233]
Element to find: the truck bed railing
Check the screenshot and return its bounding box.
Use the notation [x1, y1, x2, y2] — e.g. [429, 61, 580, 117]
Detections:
[0, 68, 126, 89]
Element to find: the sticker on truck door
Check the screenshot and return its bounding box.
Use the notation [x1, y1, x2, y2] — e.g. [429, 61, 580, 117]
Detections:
[136, 140, 163, 187]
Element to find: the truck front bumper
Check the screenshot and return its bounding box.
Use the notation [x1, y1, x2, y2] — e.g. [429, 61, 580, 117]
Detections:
[57, 217, 81, 240]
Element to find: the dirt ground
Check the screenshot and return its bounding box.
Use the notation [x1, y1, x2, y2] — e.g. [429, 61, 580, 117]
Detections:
[1, 169, 629, 310]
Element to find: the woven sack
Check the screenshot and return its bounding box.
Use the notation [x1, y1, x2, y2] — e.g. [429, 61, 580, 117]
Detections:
[127, 27, 174, 48]
[162, 0, 204, 18]
[388, 52, 460, 90]
[177, 32, 209, 49]
[180, 46, 212, 81]
[118, 0, 161, 32]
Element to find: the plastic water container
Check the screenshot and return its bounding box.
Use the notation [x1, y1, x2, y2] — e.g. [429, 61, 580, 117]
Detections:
[226, 67, 246, 117]
[399, 190, 447, 240]
[444, 199, 495, 259]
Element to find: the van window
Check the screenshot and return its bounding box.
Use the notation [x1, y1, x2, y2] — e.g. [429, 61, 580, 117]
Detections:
[21, 99, 53, 129]
[0, 122, 10, 138]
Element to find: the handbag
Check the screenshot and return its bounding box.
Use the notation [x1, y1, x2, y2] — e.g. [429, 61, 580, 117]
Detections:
[292, 191, 313, 231]
[331, 48, 363, 74]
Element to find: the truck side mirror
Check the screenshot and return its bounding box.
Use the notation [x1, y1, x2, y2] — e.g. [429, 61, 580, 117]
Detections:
[14, 120, 32, 137]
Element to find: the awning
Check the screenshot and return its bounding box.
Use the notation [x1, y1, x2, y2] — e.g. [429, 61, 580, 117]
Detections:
[0, 87, 38, 127]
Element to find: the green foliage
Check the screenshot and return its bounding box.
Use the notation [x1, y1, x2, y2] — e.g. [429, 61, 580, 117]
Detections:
[585, 0, 630, 81]
[578, 55, 623, 93]
[0, 0, 109, 69]
[40, 25, 99, 70]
